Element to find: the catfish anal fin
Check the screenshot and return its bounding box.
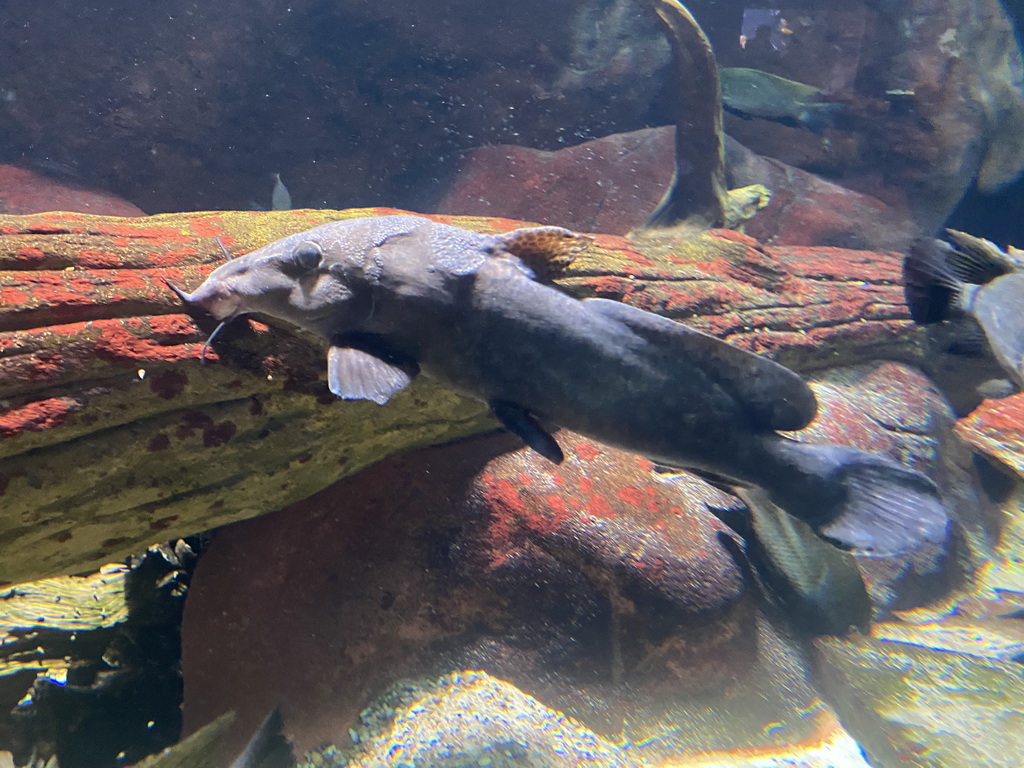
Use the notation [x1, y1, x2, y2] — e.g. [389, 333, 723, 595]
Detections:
[328, 345, 418, 405]
[490, 400, 564, 464]
[736, 487, 872, 636]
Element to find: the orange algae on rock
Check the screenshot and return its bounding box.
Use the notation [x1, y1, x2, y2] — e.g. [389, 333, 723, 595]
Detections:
[954, 394, 1024, 477]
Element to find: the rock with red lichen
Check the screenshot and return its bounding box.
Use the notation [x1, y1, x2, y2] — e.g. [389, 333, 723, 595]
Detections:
[955, 394, 1024, 479]
[177, 368, 997, 764]
[0, 165, 145, 216]
[181, 429, 856, 761]
[0, 208, 943, 585]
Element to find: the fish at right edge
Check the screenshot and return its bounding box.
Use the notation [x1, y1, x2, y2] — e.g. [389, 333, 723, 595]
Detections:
[903, 231, 1024, 392]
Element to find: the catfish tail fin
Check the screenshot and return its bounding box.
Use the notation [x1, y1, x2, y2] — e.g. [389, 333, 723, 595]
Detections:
[763, 439, 951, 558]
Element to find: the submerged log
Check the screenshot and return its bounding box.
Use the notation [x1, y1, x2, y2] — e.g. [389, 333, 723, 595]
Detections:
[0, 208, 925, 584]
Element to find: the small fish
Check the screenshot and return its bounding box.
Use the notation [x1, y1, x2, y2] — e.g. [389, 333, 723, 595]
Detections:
[713, 487, 871, 636]
[903, 231, 1024, 391]
[720, 67, 843, 134]
[170, 215, 949, 558]
[270, 173, 292, 211]
[129, 709, 293, 768]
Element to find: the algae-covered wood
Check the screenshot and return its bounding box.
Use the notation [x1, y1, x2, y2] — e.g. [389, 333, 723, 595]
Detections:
[0, 208, 926, 584]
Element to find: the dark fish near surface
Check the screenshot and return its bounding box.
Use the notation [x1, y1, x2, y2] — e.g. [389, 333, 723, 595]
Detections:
[171, 215, 948, 559]
[129, 709, 293, 768]
[903, 231, 1024, 392]
[720, 67, 842, 134]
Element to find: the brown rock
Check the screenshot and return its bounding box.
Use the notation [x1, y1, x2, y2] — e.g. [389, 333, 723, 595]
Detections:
[0, 166, 145, 217]
[436, 129, 674, 235]
[180, 431, 751, 755]
[436, 127, 918, 252]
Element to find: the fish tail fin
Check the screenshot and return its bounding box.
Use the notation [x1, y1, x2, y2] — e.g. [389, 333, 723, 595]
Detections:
[800, 102, 843, 134]
[764, 438, 950, 558]
[494, 226, 593, 279]
[902, 238, 965, 324]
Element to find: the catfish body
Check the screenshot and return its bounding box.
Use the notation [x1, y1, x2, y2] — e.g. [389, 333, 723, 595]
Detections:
[179, 216, 813, 491]
[176, 215, 948, 559]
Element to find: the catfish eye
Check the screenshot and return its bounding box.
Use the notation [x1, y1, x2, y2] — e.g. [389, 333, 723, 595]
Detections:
[292, 241, 323, 270]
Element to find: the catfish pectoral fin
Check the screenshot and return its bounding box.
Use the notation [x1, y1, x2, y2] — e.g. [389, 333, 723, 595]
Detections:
[490, 400, 564, 464]
[902, 239, 965, 324]
[327, 345, 418, 405]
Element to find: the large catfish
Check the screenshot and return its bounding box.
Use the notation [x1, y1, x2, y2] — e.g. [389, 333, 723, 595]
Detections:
[172, 215, 948, 560]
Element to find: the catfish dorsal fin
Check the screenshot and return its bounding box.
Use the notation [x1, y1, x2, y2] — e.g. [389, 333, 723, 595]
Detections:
[582, 297, 818, 431]
[494, 226, 593, 279]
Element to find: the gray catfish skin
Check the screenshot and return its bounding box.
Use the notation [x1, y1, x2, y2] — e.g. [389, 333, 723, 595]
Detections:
[181, 217, 808, 487]
[177, 215, 948, 555]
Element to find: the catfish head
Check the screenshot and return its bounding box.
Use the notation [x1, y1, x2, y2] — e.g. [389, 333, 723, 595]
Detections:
[170, 231, 373, 343]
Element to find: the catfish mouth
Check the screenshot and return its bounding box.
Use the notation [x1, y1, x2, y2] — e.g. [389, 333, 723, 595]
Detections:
[166, 279, 242, 321]
[166, 279, 244, 365]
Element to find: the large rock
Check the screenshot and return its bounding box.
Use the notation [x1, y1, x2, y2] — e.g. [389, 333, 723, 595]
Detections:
[0, 209, 937, 585]
[814, 631, 1024, 768]
[0, 166, 144, 217]
[435, 126, 918, 251]
[180, 430, 750, 755]
[179, 363, 990, 759]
